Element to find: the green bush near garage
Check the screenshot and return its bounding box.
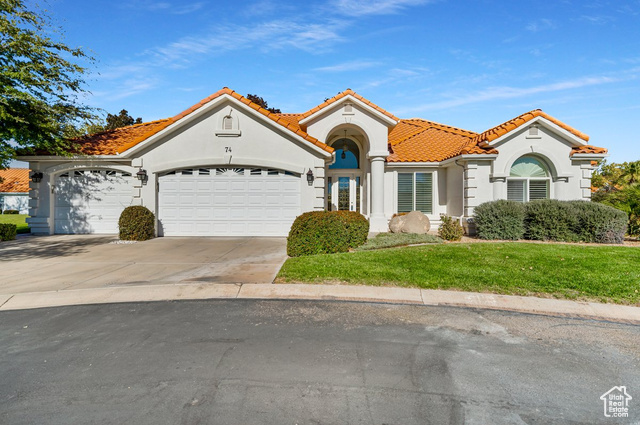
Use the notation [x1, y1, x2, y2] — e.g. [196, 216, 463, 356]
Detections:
[118, 206, 156, 241]
[2, 210, 19, 214]
[287, 211, 369, 257]
[0, 223, 17, 241]
[474, 200, 526, 240]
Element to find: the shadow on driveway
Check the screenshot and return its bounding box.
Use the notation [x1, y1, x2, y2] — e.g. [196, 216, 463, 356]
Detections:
[0, 235, 117, 261]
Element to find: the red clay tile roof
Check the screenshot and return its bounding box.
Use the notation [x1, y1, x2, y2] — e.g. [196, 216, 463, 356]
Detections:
[570, 145, 608, 155]
[300, 89, 399, 122]
[387, 119, 497, 162]
[72, 119, 172, 155]
[472, 109, 590, 144]
[67, 88, 333, 156]
[0, 168, 30, 193]
[26, 88, 603, 163]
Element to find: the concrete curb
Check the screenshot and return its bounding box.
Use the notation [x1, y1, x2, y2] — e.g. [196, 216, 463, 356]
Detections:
[0, 283, 638, 324]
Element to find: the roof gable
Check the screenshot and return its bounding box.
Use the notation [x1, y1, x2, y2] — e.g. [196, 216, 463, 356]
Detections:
[67, 88, 333, 156]
[473, 109, 590, 145]
[298, 89, 399, 126]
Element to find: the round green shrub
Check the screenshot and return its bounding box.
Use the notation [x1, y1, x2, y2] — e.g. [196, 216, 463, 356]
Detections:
[2, 210, 19, 215]
[118, 206, 155, 241]
[473, 200, 525, 240]
[287, 211, 369, 257]
[438, 215, 464, 241]
[0, 223, 17, 241]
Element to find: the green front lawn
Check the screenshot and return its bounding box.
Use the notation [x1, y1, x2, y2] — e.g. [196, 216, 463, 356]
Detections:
[277, 242, 640, 305]
[0, 214, 30, 233]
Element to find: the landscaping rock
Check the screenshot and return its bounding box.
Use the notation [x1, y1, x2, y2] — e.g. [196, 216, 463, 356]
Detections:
[389, 215, 406, 233]
[400, 211, 431, 234]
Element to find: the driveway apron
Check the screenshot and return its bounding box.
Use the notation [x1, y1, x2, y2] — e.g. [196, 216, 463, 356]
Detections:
[0, 235, 288, 295]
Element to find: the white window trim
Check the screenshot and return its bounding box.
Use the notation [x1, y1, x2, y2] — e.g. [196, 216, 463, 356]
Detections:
[507, 177, 551, 202]
[396, 171, 434, 214]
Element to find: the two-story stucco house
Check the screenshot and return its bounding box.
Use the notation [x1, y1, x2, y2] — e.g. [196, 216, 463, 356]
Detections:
[19, 87, 607, 236]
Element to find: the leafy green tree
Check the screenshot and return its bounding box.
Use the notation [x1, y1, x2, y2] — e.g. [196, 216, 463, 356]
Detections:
[246, 94, 281, 114]
[105, 109, 142, 130]
[63, 109, 143, 139]
[0, 0, 95, 166]
[592, 160, 640, 236]
[592, 160, 640, 190]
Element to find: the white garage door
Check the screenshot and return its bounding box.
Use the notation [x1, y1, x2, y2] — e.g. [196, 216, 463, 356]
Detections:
[54, 169, 133, 234]
[158, 167, 301, 236]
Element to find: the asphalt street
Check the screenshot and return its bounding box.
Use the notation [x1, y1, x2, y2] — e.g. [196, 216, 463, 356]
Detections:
[1, 300, 639, 424]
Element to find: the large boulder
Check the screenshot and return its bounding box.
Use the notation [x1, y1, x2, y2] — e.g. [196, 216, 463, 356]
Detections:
[389, 211, 431, 234]
[389, 214, 406, 233]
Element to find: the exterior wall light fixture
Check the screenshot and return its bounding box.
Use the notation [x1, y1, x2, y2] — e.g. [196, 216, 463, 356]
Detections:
[136, 169, 148, 183]
[306, 169, 314, 186]
[30, 171, 43, 183]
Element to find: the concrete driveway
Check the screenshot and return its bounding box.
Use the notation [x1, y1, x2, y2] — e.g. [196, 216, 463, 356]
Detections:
[0, 235, 288, 295]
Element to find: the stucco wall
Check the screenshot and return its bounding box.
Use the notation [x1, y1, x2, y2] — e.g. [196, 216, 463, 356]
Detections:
[135, 100, 328, 217]
[445, 165, 464, 217]
[305, 103, 391, 156]
[489, 125, 594, 201]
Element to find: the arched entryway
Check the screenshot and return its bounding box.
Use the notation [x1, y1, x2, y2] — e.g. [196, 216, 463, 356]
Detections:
[326, 129, 366, 213]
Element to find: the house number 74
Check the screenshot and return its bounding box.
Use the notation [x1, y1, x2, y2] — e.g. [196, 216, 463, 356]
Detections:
[225, 146, 232, 153]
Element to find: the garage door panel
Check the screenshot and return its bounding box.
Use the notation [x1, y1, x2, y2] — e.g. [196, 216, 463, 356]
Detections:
[159, 168, 300, 236]
[55, 170, 132, 234]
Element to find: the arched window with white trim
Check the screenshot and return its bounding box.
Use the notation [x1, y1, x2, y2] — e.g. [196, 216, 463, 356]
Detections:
[507, 156, 550, 202]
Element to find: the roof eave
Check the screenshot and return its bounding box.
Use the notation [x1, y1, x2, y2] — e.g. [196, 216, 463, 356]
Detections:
[385, 161, 441, 167]
[570, 153, 608, 159]
[16, 155, 129, 161]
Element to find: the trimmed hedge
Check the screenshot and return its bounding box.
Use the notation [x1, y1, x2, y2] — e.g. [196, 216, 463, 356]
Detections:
[0, 223, 17, 241]
[474, 200, 525, 240]
[438, 215, 464, 241]
[474, 199, 627, 244]
[568, 200, 627, 244]
[2, 210, 19, 215]
[287, 211, 369, 257]
[118, 206, 155, 241]
[524, 200, 579, 242]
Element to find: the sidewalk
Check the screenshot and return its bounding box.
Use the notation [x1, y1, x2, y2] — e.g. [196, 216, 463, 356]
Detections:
[1, 283, 639, 324]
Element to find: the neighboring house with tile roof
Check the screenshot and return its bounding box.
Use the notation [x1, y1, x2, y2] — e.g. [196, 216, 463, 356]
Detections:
[0, 168, 30, 214]
[18, 88, 607, 236]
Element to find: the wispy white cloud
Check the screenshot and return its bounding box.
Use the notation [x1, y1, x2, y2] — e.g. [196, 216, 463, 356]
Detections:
[93, 77, 162, 101]
[243, 0, 278, 17]
[330, 0, 435, 17]
[526, 18, 555, 32]
[396, 74, 627, 114]
[147, 20, 345, 67]
[578, 15, 615, 24]
[314, 60, 380, 72]
[124, 0, 205, 15]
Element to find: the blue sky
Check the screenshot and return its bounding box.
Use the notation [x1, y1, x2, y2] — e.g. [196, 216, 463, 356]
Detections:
[14, 0, 640, 166]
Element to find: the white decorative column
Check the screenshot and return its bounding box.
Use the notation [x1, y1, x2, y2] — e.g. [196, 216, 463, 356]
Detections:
[369, 155, 387, 232]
